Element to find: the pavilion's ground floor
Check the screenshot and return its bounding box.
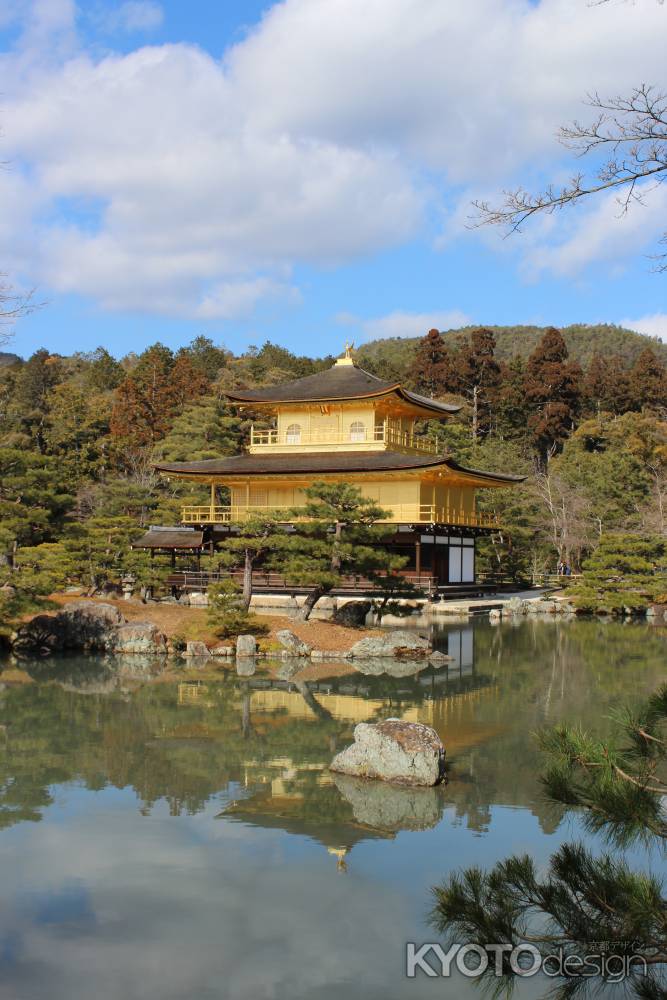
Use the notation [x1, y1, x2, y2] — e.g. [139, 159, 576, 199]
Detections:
[134, 523, 498, 600]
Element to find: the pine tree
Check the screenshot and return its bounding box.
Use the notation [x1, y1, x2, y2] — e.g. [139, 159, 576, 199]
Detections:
[62, 516, 144, 595]
[431, 684, 667, 998]
[155, 397, 245, 462]
[569, 533, 666, 612]
[277, 482, 401, 620]
[206, 578, 267, 639]
[84, 347, 124, 391]
[42, 382, 112, 482]
[0, 448, 75, 564]
[177, 336, 228, 380]
[7, 349, 63, 453]
[214, 510, 291, 610]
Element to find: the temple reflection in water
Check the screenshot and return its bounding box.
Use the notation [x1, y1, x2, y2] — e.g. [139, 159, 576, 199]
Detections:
[2, 619, 666, 872]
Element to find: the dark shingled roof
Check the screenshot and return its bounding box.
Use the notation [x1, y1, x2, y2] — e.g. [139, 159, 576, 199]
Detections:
[225, 361, 460, 415]
[154, 451, 524, 484]
[132, 529, 205, 549]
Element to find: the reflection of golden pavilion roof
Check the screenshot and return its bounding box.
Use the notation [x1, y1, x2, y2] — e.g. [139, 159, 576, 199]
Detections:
[328, 846, 349, 872]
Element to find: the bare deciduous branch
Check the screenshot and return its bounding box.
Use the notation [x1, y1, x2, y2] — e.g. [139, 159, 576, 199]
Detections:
[0, 275, 40, 346]
[472, 85, 667, 269]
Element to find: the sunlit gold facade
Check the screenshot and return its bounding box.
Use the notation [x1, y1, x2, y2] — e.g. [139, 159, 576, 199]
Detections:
[153, 351, 523, 586]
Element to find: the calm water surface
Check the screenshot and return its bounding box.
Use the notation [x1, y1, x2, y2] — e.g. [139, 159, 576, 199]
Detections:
[0, 619, 665, 1000]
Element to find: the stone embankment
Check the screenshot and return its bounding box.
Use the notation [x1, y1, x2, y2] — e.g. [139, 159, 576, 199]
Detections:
[12, 607, 453, 668]
[489, 596, 666, 622]
[489, 596, 577, 621]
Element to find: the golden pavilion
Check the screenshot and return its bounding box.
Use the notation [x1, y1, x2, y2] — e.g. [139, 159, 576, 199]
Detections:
[147, 347, 522, 595]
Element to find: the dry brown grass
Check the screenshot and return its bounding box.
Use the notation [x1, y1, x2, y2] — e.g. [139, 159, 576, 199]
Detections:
[48, 594, 382, 652]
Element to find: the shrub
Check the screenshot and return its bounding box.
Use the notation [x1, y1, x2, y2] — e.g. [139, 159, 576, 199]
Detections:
[569, 533, 666, 614]
[206, 580, 267, 639]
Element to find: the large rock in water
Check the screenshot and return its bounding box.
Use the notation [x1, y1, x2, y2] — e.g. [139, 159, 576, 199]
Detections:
[348, 630, 431, 659]
[330, 720, 445, 786]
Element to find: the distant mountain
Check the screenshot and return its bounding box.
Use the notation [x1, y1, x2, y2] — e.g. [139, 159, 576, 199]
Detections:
[0, 351, 21, 367]
[356, 323, 667, 380]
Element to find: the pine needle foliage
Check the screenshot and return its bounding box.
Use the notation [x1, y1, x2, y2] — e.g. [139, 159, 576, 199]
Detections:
[431, 684, 667, 997]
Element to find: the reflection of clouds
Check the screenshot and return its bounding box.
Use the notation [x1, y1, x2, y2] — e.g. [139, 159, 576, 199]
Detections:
[0, 796, 464, 1000]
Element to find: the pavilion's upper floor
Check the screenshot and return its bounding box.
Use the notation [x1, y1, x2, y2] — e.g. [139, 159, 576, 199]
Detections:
[225, 351, 460, 457]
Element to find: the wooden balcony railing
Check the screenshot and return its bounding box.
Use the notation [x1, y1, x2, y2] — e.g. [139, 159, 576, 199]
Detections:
[167, 569, 440, 595]
[181, 504, 499, 529]
[249, 421, 440, 455]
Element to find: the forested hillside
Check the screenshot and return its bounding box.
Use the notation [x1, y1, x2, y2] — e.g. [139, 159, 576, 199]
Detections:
[357, 323, 667, 381]
[0, 325, 665, 621]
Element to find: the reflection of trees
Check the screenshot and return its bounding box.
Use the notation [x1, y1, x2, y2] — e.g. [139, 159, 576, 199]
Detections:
[291, 679, 334, 721]
[0, 620, 664, 841]
[440, 619, 667, 834]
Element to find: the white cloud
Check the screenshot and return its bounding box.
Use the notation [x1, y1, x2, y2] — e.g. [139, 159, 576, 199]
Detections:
[520, 185, 667, 281]
[621, 313, 667, 344]
[1, 0, 666, 318]
[0, 39, 422, 318]
[228, 0, 667, 181]
[196, 276, 301, 320]
[341, 309, 471, 342]
[0, 804, 439, 1000]
[108, 1, 164, 33]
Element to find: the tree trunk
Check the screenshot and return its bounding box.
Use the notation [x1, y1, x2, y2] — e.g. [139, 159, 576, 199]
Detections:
[331, 520, 343, 573]
[472, 384, 479, 444]
[296, 584, 328, 621]
[242, 549, 253, 611]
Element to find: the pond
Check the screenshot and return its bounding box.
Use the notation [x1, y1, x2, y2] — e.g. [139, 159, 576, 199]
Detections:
[0, 619, 665, 999]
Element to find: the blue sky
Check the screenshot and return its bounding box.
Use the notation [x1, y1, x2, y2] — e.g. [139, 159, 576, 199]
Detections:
[1, 0, 666, 360]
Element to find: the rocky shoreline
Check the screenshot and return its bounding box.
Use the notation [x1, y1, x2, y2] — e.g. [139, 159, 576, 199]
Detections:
[10, 600, 450, 666]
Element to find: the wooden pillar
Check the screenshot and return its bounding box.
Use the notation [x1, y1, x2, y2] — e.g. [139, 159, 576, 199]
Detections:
[170, 549, 176, 569]
[415, 536, 421, 578]
[210, 482, 216, 521]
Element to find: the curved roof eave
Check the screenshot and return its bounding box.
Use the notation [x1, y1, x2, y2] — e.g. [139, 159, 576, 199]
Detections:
[225, 384, 460, 416]
[154, 451, 525, 485]
[222, 360, 460, 415]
